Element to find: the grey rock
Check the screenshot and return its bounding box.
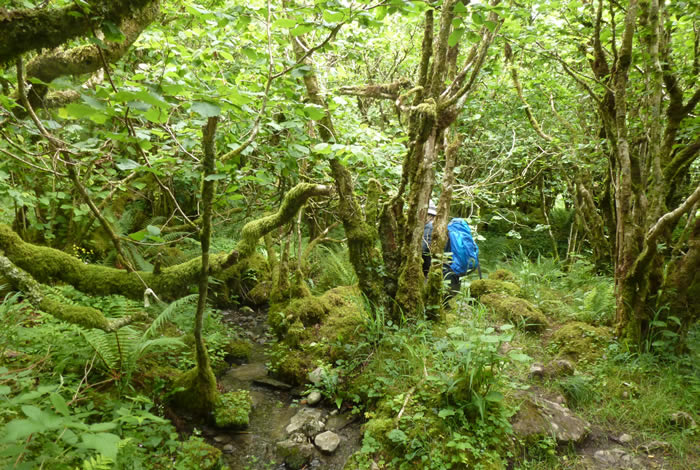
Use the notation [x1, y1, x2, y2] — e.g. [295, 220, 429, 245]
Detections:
[307, 391, 322, 406]
[529, 363, 545, 379]
[213, 435, 231, 444]
[308, 367, 324, 385]
[222, 444, 234, 453]
[670, 411, 696, 429]
[240, 306, 255, 315]
[314, 430, 341, 453]
[618, 433, 633, 444]
[276, 439, 315, 470]
[253, 376, 293, 390]
[545, 359, 575, 377]
[326, 412, 354, 431]
[641, 440, 670, 454]
[511, 392, 589, 443]
[593, 448, 645, 469]
[286, 407, 325, 436]
[225, 362, 267, 381]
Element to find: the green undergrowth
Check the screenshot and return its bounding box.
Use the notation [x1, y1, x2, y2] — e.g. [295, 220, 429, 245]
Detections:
[340, 300, 531, 469]
[0, 288, 242, 469]
[491, 256, 700, 469]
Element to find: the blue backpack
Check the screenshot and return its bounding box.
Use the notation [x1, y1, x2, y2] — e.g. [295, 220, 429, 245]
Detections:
[447, 218, 480, 276]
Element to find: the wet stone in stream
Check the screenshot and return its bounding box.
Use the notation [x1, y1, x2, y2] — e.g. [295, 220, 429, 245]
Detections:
[211, 308, 362, 469]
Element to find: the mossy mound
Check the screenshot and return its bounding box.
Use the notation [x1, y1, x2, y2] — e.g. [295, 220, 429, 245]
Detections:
[481, 293, 549, 331]
[269, 286, 363, 342]
[550, 321, 613, 363]
[222, 339, 252, 363]
[275, 349, 315, 386]
[213, 390, 252, 429]
[469, 279, 521, 299]
[269, 286, 365, 385]
[247, 280, 271, 305]
[269, 295, 327, 337]
[488, 269, 517, 283]
[170, 367, 218, 416]
[178, 435, 226, 470]
[355, 391, 508, 469]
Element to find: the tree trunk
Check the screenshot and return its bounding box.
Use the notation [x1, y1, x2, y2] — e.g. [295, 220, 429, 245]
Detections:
[171, 117, 219, 415]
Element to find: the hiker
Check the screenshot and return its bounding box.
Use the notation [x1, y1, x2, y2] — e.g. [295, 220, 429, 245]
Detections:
[422, 202, 482, 300]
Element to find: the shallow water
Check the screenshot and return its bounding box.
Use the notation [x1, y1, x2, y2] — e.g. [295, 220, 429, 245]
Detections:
[210, 309, 363, 469]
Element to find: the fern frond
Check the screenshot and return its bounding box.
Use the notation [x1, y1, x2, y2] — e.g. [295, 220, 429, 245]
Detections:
[123, 243, 153, 272]
[144, 294, 198, 339]
[137, 337, 186, 358]
[82, 329, 120, 370]
[145, 216, 168, 228]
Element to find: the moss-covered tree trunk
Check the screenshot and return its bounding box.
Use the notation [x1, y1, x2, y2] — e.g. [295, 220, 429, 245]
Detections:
[288, 24, 388, 310]
[425, 137, 461, 318]
[171, 117, 219, 415]
[604, 0, 700, 345]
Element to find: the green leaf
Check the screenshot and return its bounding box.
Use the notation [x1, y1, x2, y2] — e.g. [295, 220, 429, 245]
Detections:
[472, 12, 484, 25]
[116, 159, 140, 171]
[144, 107, 168, 124]
[291, 24, 313, 36]
[484, 20, 497, 32]
[1, 419, 44, 441]
[312, 143, 331, 154]
[454, 2, 468, 13]
[485, 391, 504, 402]
[323, 10, 344, 22]
[191, 101, 221, 118]
[89, 422, 118, 432]
[387, 428, 407, 443]
[101, 21, 125, 42]
[0, 385, 10, 395]
[146, 225, 161, 236]
[509, 352, 531, 362]
[448, 28, 464, 47]
[79, 432, 121, 460]
[49, 393, 70, 416]
[129, 231, 147, 241]
[480, 334, 501, 343]
[304, 104, 326, 121]
[438, 408, 456, 418]
[61, 103, 108, 124]
[272, 18, 296, 29]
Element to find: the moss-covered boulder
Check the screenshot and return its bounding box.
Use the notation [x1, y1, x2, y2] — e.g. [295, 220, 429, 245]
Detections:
[269, 295, 327, 337]
[550, 322, 613, 363]
[222, 339, 252, 364]
[275, 349, 315, 386]
[481, 293, 549, 331]
[269, 286, 365, 384]
[213, 390, 252, 429]
[488, 269, 517, 283]
[512, 391, 589, 444]
[469, 279, 521, 299]
[247, 280, 271, 305]
[178, 436, 226, 470]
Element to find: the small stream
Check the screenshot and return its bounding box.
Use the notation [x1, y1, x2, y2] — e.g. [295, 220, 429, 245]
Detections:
[203, 308, 363, 469]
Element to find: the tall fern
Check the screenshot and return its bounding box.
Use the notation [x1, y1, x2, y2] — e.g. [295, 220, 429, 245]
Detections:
[314, 245, 358, 291]
[143, 294, 198, 339]
[79, 296, 195, 379]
